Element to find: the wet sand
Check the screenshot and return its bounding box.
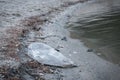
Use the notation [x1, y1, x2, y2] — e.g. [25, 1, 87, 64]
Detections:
[0, 0, 120, 80]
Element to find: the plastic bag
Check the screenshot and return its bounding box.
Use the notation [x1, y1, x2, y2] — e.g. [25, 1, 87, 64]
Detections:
[27, 42, 76, 68]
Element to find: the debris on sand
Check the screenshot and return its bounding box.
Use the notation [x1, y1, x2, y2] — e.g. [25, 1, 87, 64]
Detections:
[27, 42, 76, 68]
[22, 15, 48, 30]
[0, 60, 53, 80]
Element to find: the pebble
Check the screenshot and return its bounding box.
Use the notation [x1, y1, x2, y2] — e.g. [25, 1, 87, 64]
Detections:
[73, 51, 78, 54]
[69, 54, 72, 57]
[61, 37, 67, 41]
[87, 49, 93, 52]
[97, 53, 101, 56]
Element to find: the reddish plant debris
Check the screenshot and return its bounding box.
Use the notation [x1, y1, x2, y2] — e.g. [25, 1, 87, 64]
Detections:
[0, 15, 46, 62]
[0, 66, 21, 80]
[0, 26, 29, 60]
[23, 60, 53, 74]
[2, 27, 23, 59]
[22, 16, 48, 30]
[0, 11, 55, 80]
[0, 61, 50, 80]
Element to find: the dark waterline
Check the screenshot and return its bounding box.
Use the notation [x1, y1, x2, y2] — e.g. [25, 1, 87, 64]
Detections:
[67, 0, 120, 65]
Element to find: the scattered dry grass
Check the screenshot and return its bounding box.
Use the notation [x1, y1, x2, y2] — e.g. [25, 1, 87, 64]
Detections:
[0, 14, 53, 79]
[2, 27, 26, 60]
[0, 60, 52, 80]
[0, 14, 47, 60]
[23, 60, 53, 73]
[0, 66, 21, 80]
[0, 4, 69, 78]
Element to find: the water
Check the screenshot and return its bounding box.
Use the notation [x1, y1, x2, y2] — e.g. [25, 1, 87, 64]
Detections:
[66, 0, 120, 65]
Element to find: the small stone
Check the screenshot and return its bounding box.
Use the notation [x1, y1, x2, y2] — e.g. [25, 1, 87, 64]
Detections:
[39, 73, 44, 76]
[55, 48, 60, 52]
[57, 45, 64, 48]
[67, 15, 70, 18]
[87, 49, 93, 52]
[35, 8, 41, 11]
[49, 69, 54, 73]
[61, 37, 67, 41]
[12, 13, 21, 17]
[55, 45, 64, 52]
[2, 47, 6, 49]
[97, 53, 101, 56]
[73, 51, 78, 54]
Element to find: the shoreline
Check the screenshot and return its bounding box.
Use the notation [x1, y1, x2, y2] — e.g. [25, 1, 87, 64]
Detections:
[0, 0, 120, 80]
[40, 2, 120, 80]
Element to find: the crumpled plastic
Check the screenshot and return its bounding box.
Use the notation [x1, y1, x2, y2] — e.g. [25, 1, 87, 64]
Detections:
[27, 42, 76, 68]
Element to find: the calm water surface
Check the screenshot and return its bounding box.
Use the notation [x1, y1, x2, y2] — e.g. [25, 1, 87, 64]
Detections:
[67, 0, 120, 65]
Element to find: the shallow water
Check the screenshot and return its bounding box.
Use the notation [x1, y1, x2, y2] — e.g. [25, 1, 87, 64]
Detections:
[67, 0, 120, 65]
